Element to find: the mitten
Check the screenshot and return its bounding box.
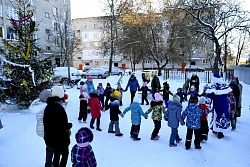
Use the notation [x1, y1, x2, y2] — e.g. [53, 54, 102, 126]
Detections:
[165, 117, 168, 121]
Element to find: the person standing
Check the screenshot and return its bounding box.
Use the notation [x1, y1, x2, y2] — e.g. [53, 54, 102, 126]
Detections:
[125, 74, 140, 103]
[43, 86, 72, 167]
[151, 74, 161, 99]
[104, 83, 113, 108]
[97, 83, 105, 108]
[190, 74, 200, 93]
[164, 94, 184, 147]
[85, 76, 95, 96]
[235, 77, 243, 117]
[160, 81, 173, 108]
[140, 82, 151, 105]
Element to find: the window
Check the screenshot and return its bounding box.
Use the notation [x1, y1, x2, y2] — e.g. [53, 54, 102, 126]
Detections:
[95, 52, 99, 56]
[0, 27, 3, 38]
[94, 33, 98, 39]
[105, 61, 109, 65]
[144, 60, 150, 64]
[93, 23, 98, 29]
[45, 12, 49, 18]
[46, 46, 51, 50]
[202, 58, 208, 64]
[6, 27, 15, 40]
[76, 29, 80, 33]
[94, 42, 99, 47]
[45, 29, 50, 34]
[63, 0, 66, 4]
[94, 61, 99, 65]
[84, 33, 88, 38]
[85, 42, 89, 47]
[55, 37, 59, 46]
[103, 22, 108, 28]
[54, 22, 59, 31]
[78, 57, 81, 60]
[84, 24, 88, 29]
[53, 7, 58, 16]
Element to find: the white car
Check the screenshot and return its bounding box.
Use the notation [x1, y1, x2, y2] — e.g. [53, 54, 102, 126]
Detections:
[52, 67, 81, 85]
[124, 68, 133, 75]
[81, 68, 109, 79]
[100, 66, 124, 76]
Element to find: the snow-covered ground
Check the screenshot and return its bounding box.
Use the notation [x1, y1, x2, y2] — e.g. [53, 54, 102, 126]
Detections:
[0, 71, 250, 167]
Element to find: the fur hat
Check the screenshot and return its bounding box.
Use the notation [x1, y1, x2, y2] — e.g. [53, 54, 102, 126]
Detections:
[199, 96, 206, 104]
[133, 96, 140, 103]
[52, 86, 64, 98]
[172, 94, 180, 103]
[39, 90, 52, 102]
[154, 93, 162, 101]
[112, 90, 121, 99]
[75, 127, 93, 143]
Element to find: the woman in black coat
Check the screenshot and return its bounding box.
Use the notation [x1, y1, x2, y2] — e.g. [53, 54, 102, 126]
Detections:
[43, 86, 72, 167]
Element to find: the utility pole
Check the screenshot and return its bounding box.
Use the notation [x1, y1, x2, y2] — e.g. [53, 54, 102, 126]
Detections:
[109, 0, 115, 76]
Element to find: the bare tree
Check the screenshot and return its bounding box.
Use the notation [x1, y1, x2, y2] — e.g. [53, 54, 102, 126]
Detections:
[174, 0, 250, 74]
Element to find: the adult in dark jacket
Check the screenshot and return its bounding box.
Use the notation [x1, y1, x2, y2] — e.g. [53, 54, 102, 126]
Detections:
[125, 74, 140, 103]
[43, 86, 72, 167]
[229, 80, 240, 116]
[151, 75, 161, 99]
[190, 74, 200, 93]
[104, 83, 113, 108]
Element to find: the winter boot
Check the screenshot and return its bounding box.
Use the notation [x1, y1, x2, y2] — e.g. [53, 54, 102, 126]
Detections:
[218, 132, 224, 139]
[185, 140, 191, 150]
[169, 143, 177, 147]
[133, 137, 141, 141]
[90, 118, 95, 129]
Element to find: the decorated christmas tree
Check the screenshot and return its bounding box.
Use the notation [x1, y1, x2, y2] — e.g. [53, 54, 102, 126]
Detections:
[0, 1, 53, 107]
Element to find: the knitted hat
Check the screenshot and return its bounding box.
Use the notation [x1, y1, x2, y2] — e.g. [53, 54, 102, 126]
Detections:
[199, 96, 206, 104]
[112, 90, 121, 99]
[172, 94, 180, 103]
[75, 127, 93, 143]
[52, 86, 64, 98]
[91, 89, 100, 96]
[39, 90, 52, 102]
[154, 93, 162, 101]
[98, 83, 102, 87]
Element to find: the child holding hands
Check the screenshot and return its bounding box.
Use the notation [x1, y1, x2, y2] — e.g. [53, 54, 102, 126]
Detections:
[164, 94, 184, 147]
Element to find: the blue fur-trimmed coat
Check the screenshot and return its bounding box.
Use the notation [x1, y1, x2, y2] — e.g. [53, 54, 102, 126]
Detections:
[182, 103, 202, 130]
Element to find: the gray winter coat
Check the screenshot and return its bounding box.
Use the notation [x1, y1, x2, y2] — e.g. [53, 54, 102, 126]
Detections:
[164, 101, 184, 128]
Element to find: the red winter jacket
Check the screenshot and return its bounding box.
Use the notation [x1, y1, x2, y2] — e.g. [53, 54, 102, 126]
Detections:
[88, 97, 103, 118]
[199, 104, 210, 121]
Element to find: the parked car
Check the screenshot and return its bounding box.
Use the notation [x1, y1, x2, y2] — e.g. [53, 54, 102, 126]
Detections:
[81, 68, 109, 79]
[184, 65, 205, 72]
[52, 67, 81, 86]
[124, 68, 133, 75]
[100, 66, 124, 76]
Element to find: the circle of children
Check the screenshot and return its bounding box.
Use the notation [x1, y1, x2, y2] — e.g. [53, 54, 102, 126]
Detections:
[36, 73, 242, 167]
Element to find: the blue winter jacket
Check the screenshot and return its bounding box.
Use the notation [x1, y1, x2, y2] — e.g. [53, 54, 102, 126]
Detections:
[164, 101, 184, 128]
[86, 80, 95, 95]
[125, 77, 140, 92]
[123, 102, 147, 125]
[182, 103, 202, 130]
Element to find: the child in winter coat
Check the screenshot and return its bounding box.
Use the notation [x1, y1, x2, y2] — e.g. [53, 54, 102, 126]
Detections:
[97, 83, 105, 108]
[78, 91, 89, 123]
[104, 83, 113, 108]
[123, 96, 148, 140]
[182, 96, 202, 150]
[71, 127, 97, 167]
[140, 82, 151, 105]
[188, 85, 198, 98]
[88, 90, 103, 131]
[198, 96, 210, 141]
[160, 81, 173, 108]
[176, 88, 185, 103]
[228, 91, 237, 130]
[164, 94, 184, 147]
[105, 90, 124, 136]
[116, 83, 125, 106]
[145, 93, 166, 141]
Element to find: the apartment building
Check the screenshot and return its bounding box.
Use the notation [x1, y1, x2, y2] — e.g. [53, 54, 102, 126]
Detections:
[0, 0, 71, 67]
[72, 17, 124, 71]
[72, 16, 212, 71]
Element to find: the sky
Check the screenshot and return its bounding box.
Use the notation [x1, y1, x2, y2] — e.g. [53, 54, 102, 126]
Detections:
[70, 0, 250, 19]
[0, 71, 250, 167]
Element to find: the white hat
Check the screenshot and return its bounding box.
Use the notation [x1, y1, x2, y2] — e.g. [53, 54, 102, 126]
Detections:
[199, 96, 206, 104]
[52, 86, 64, 98]
[39, 90, 52, 102]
